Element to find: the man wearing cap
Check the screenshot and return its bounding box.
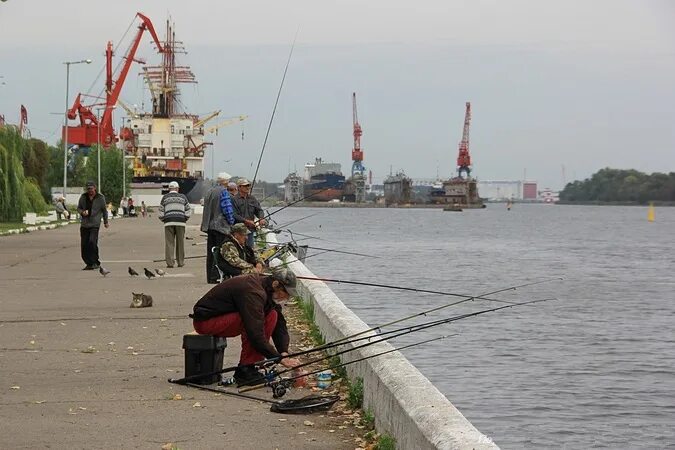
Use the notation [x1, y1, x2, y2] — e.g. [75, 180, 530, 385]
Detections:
[190, 269, 300, 386]
[217, 223, 264, 279]
[201, 172, 236, 283]
[77, 181, 109, 270]
[233, 178, 266, 248]
[159, 181, 192, 268]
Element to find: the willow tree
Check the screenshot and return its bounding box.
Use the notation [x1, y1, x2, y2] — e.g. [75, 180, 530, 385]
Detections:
[0, 127, 48, 221]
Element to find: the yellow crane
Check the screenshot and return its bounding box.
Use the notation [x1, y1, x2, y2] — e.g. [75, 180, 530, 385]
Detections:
[194, 110, 221, 128]
[207, 115, 248, 136]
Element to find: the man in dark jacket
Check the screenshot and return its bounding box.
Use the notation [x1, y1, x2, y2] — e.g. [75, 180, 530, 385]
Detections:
[200, 172, 236, 283]
[233, 178, 266, 248]
[159, 181, 192, 268]
[77, 181, 109, 270]
[190, 269, 300, 385]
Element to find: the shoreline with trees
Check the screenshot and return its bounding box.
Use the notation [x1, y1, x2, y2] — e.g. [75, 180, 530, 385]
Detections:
[559, 168, 675, 206]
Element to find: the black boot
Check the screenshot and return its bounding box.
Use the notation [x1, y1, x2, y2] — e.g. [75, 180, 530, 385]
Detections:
[233, 365, 266, 387]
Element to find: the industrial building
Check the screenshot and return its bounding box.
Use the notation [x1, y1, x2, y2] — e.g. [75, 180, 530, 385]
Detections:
[477, 180, 538, 201]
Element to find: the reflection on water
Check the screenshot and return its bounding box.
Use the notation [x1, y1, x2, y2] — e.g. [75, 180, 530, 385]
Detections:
[274, 204, 675, 449]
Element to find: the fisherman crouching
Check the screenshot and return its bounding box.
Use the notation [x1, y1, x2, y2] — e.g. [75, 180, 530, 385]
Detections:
[189, 269, 300, 386]
[217, 223, 264, 279]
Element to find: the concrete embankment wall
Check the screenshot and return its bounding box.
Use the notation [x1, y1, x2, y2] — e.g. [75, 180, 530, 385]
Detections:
[277, 248, 499, 449]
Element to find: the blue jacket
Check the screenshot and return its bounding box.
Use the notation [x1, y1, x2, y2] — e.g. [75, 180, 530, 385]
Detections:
[200, 185, 235, 234]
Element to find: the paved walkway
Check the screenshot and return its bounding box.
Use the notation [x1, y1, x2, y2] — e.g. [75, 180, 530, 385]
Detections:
[0, 217, 355, 449]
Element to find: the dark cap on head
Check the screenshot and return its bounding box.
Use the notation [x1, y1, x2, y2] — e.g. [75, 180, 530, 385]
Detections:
[269, 267, 297, 297]
[86, 180, 96, 188]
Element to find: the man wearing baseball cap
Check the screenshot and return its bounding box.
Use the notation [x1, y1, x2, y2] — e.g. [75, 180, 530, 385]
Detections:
[189, 268, 299, 386]
[158, 181, 192, 268]
[76, 181, 109, 270]
[233, 178, 266, 248]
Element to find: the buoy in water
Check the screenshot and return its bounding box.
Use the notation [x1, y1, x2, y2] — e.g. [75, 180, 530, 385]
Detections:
[647, 203, 655, 222]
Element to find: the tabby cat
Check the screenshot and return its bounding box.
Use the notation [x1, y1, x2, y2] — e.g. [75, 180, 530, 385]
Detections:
[130, 292, 153, 308]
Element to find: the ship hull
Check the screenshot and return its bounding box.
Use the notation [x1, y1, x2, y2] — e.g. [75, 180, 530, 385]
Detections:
[304, 188, 344, 202]
[132, 176, 208, 204]
[303, 173, 345, 201]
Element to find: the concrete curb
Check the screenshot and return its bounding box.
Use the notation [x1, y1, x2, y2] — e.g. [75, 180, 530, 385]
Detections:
[267, 234, 499, 449]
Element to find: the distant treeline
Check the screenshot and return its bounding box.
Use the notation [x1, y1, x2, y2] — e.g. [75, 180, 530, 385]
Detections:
[559, 168, 675, 204]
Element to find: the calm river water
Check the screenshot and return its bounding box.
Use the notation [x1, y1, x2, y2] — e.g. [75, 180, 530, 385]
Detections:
[273, 204, 675, 449]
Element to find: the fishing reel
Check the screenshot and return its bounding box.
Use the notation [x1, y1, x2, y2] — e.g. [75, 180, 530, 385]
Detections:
[258, 363, 292, 399]
[270, 379, 293, 399]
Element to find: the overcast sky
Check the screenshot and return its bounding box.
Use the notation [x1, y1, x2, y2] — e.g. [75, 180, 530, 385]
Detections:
[1, 0, 674, 188]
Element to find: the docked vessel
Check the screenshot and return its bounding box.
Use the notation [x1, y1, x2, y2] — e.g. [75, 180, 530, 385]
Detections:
[119, 20, 209, 203]
[302, 158, 345, 202]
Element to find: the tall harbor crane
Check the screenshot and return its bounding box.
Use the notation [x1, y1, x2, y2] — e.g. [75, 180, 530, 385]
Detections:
[351, 92, 365, 177]
[63, 12, 163, 148]
[456, 102, 472, 178]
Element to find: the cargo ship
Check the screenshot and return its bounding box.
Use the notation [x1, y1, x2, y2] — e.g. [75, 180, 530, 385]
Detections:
[302, 158, 345, 202]
[119, 19, 210, 203]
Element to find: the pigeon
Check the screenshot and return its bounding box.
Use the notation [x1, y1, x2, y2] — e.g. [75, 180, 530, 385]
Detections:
[143, 268, 156, 279]
[99, 267, 111, 277]
[128, 267, 139, 277]
[155, 268, 166, 276]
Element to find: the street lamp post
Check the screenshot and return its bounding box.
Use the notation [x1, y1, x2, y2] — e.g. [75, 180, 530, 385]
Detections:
[121, 116, 126, 200]
[63, 59, 92, 199]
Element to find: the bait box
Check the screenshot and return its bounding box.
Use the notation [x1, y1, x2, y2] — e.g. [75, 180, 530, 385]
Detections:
[182, 334, 227, 385]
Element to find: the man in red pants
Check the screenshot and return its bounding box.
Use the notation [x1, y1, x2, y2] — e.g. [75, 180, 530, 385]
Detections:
[190, 269, 300, 386]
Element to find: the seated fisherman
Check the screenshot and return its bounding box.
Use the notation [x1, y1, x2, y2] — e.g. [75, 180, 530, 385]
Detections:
[189, 269, 300, 386]
[217, 223, 264, 279]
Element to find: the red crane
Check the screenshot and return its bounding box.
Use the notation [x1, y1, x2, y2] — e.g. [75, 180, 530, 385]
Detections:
[456, 102, 472, 178]
[63, 13, 163, 148]
[351, 92, 365, 177]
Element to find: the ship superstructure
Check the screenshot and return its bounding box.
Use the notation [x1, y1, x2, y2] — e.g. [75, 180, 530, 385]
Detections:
[119, 19, 209, 202]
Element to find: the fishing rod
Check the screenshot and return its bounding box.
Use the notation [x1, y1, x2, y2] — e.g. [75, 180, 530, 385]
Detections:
[170, 296, 552, 386]
[239, 334, 457, 396]
[300, 277, 562, 348]
[251, 30, 298, 188]
[274, 212, 322, 229]
[296, 276, 530, 303]
[300, 246, 379, 259]
[240, 297, 554, 389]
[240, 334, 453, 393]
[273, 229, 341, 244]
[263, 187, 333, 219]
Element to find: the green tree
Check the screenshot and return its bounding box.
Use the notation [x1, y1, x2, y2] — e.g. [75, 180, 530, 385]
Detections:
[0, 127, 48, 221]
[560, 168, 675, 204]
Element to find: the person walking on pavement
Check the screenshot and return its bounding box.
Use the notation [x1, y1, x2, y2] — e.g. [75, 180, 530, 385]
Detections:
[189, 269, 300, 386]
[233, 178, 266, 248]
[77, 181, 109, 270]
[158, 181, 192, 268]
[200, 172, 236, 283]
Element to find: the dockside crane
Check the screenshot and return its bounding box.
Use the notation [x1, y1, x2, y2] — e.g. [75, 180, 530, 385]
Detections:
[351, 92, 365, 177]
[456, 102, 472, 178]
[63, 12, 164, 148]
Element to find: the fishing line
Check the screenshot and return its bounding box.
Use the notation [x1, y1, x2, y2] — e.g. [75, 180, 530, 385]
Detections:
[245, 297, 554, 385]
[251, 28, 299, 187]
